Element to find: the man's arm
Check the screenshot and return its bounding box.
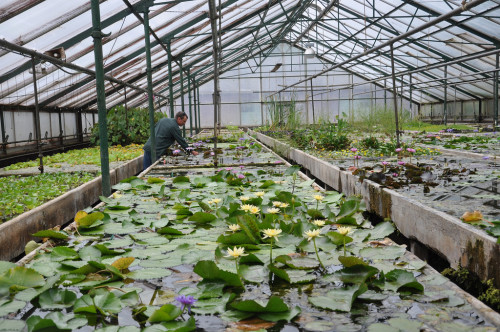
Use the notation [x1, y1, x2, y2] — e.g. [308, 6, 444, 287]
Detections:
[171, 125, 190, 150]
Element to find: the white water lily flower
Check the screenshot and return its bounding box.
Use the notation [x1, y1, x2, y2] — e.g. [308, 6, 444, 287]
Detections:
[337, 226, 351, 236]
[262, 228, 282, 241]
[228, 224, 241, 233]
[225, 247, 248, 258]
[240, 196, 250, 202]
[239, 204, 253, 212]
[254, 192, 265, 197]
[279, 202, 289, 208]
[272, 201, 283, 207]
[249, 206, 260, 214]
[304, 229, 322, 241]
[312, 219, 325, 227]
[267, 208, 280, 214]
[313, 194, 324, 201]
[212, 198, 222, 204]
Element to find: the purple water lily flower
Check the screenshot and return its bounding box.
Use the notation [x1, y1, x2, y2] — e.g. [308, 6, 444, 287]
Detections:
[392, 173, 399, 177]
[225, 167, 233, 171]
[398, 161, 405, 165]
[274, 160, 282, 164]
[210, 151, 215, 156]
[406, 148, 416, 153]
[175, 295, 197, 314]
[239, 137, 246, 141]
[237, 174, 245, 179]
[483, 156, 490, 160]
[350, 148, 358, 152]
[381, 161, 389, 166]
[395, 148, 402, 152]
[446, 128, 454, 133]
[354, 155, 362, 159]
[173, 149, 181, 155]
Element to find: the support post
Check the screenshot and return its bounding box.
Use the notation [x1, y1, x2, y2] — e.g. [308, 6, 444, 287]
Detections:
[167, 39, 174, 118]
[494, 51, 499, 129]
[390, 43, 400, 147]
[409, 74, 412, 118]
[179, 57, 185, 137]
[31, 57, 44, 174]
[90, 0, 111, 196]
[193, 75, 198, 134]
[0, 105, 6, 154]
[187, 67, 193, 136]
[443, 65, 448, 126]
[197, 86, 201, 132]
[142, 5, 157, 162]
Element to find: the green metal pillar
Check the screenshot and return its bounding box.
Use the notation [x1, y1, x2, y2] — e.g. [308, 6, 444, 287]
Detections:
[197, 86, 201, 133]
[193, 75, 198, 134]
[443, 65, 448, 126]
[179, 57, 185, 137]
[142, 5, 157, 162]
[187, 68, 193, 136]
[90, 0, 111, 196]
[390, 43, 400, 147]
[167, 40, 174, 118]
[494, 51, 499, 129]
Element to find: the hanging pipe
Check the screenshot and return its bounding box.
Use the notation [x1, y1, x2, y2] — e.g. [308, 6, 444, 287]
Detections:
[167, 39, 174, 118]
[443, 65, 448, 126]
[495, 51, 499, 129]
[142, 5, 157, 162]
[90, 0, 111, 196]
[179, 57, 185, 137]
[188, 67, 193, 136]
[208, 0, 220, 167]
[390, 43, 400, 147]
[31, 56, 44, 174]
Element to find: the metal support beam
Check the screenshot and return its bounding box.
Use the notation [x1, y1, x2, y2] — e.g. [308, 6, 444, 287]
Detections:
[208, 0, 220, 167]
[90, 0, 111, 197]
[0, 106, 6, 153]
[390, 44, 400, 147]
[179, 57, 185, 137]
[187, 67, 193, 136]
[443, 65, 448, 125]
[495, 51, 499, 128]
[31, 57, 44, 174]
[197, 86, 201, 132]
[143, 5, 157, 162]
[167, 39, 174, 118]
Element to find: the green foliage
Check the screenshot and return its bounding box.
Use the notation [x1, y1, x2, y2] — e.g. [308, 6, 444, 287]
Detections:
[90, 105, 167, 146]
[351, 106, 411, 136]
[265, 94, 301, 131]
[0, 172, 95, 223]
[289, 116, 351, 151]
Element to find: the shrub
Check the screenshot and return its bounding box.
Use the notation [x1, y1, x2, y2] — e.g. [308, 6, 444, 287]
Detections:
[90, 106, 167, 146]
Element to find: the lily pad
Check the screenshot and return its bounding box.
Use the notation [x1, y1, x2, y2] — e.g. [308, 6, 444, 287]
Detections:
[126, 268, 172, 280]
[74, 289, 122, 314]
[0, 266, 45, 295]
[231, 296, 289, 313]
[338, 265, 379, 284]
[375, 269, 424, 293]
[38, 288, 77, 309]
[32, 230, 68, 240]
[148, 304, 182, 323]
[0, 299, 26, 316]
[26, 312, 87, 332]
[359, 246, 406, 260]
[188, 212, 217, 223]
[194, 261, 243, 287]
[309, 284, 368, 312]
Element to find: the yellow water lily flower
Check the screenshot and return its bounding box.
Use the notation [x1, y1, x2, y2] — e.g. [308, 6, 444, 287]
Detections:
[249, 206, 260, 214]
[267, 207, 280, 214]
[279, 202, 289, 208]
[304, 229, 322, 241]
[313, 194, 324, 201]
[225, 246, 248, 258]
[262, 228, 282, 241]
[112, 192, 122, 199]
[240, 196, 250, 202]
[312, 219, 325, 227]
[240, 204, 253, 212]
[228, 224, 241, 232]
[272, 201, 283, 207]
[254, 191, 265, 197]
[337, 226, 351, 236]
[207, 200, 214, 205]
[212, 198, 222, 204]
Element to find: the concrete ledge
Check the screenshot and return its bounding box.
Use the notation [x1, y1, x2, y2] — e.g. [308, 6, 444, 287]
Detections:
[250, 130, 500, 287]
[0, 156, 143, 261]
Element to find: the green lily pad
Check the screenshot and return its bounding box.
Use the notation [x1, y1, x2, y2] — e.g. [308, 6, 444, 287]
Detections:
[0, 299, 25, 316]
[275, 255, 319, 269]
[309, 284, 367, 312]
[32, 230, 68, 240]
[0, 266, 45, 295]
[359, 246, 406, 260]
[38, 288, 77, 309]
[239, 265, 265, 283]
[50, 246, 78, 261]
[376, 269, 424, 293]
[191, 292, 236, 315]
[269, 265, 317, 284]
[258, 305, 301, 322]
[326, 231, 353, 246]
[74, 289, 122, 314]
[0, 262, 16, 275]
[338, 256, 367, 267]
[0, 319, 25, 331]
[76, 212, 104, 228]
[95, 326, 141, 332]
[231, 296, 289, 313]
[337, 199, 359, 218]
[338, 265, 379, 284]
[188, 212, 217, 223]
[147, 177, 165, 184]
[194, 261, 243, 287]
[26, 312, 87, 332]
[126, 268, 172, 280]
[148, 304, 182, 323]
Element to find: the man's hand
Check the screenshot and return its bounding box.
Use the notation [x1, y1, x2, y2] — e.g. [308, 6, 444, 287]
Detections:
[191, 151, 199, 156]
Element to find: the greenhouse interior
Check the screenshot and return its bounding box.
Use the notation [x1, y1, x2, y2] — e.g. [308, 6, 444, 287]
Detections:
[0, 0, 499, 331]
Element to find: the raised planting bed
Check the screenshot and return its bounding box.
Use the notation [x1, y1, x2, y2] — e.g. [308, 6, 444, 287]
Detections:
[2, 141, 499, 331]
[0, 154, 143, 261]
[250, 129, 500, 289]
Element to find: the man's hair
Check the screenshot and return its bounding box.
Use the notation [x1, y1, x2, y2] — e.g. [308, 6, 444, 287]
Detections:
[175, 111, 188, 120]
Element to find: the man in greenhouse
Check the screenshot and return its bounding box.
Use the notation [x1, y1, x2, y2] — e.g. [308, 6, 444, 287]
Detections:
[143, 111, 199, 170]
